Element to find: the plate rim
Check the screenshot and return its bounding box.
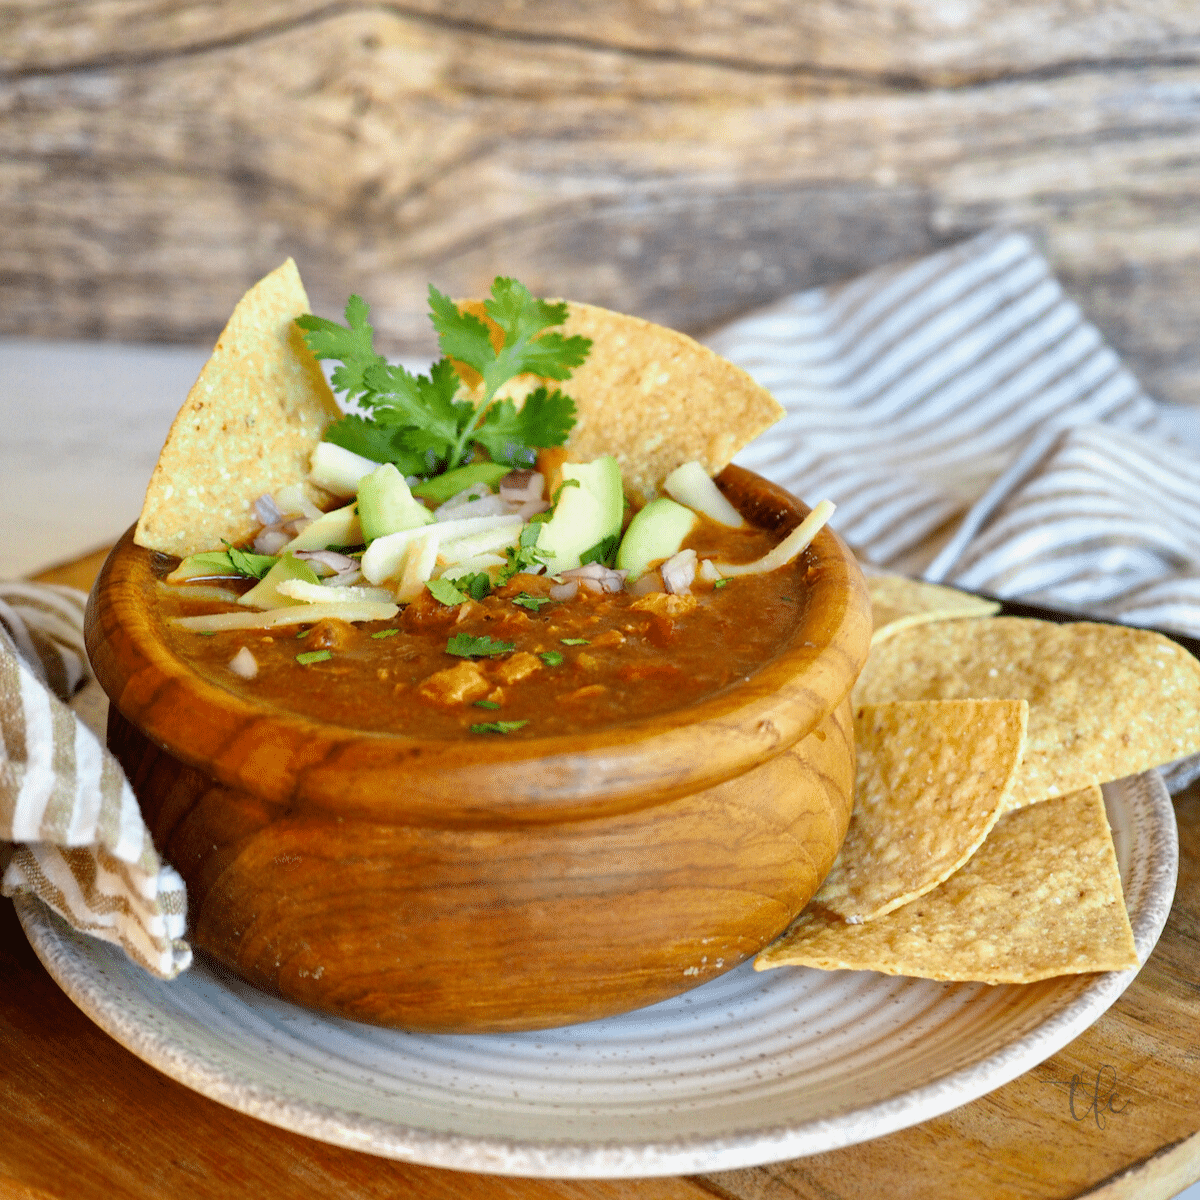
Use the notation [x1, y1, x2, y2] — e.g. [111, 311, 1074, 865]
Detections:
[15, 770, 1178, 1179]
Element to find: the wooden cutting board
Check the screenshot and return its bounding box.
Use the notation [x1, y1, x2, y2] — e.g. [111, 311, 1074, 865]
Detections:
[1, 549, 1198, 1200]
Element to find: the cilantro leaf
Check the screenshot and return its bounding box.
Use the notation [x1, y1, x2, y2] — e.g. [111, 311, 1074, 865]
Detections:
[427, 578, 468, 606]
[498, 522, 546, 584]
[446, 633, 514, 658]
[371, 628, 399, 639]
[561, 638, 590, 646]
[473, 699, 501, 710]
[302, 277, 591, 481]
[457, 572, 492, 600]
[539, 650, 564, 666]
[579, 532, 620, 568]
[470, 719, 528, 734]
[295, 296, 384, 403]
[472, 387, 577, 467]
[220, 542, 278, 580]
[323, 414, 427, 475]
[511, 592, 551, 612]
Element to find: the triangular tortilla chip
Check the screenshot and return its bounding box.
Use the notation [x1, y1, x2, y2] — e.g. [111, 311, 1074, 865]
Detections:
[135, 259, 339, 559]
[811, 699, 1027, 922]
[756, 786, 1138, 984]
[854, 617, 1200, 809]
[867, 574, 1000, 645]
[557, 303, 784, 505]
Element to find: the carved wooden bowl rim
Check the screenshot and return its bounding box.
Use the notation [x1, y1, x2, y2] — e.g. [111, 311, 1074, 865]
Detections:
[85, 466, 871, 828]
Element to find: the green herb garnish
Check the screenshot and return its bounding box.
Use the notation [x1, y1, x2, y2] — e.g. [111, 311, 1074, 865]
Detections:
[473, 699, 501, 710]
[181, 543, 278, 580]
[560, 637, 590, 646]
[579, 532, 620, 568]
[714, 578, 731, 589]
[427, 577, 468, 607]
[371, 628, 400, 639]
[295, 627, 312, 638]
[446, 633, 515, 658]
[511, 592, 551, 612]
[539, 650, 564, 666]
[296, 649, 333, 665]
[457, 572, 493, 601]
[296, 278, 590, 478]
[498, 521, 547, 584]
[197, 630, 217, 637]
[470, 720, 528, 734]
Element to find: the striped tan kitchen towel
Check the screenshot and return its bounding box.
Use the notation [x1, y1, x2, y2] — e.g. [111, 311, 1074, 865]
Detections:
[0, 582, 191, 978]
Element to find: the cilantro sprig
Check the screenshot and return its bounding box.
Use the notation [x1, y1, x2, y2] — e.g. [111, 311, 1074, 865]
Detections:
[446, 633, 515, 658]
[296, 278, 591, 479]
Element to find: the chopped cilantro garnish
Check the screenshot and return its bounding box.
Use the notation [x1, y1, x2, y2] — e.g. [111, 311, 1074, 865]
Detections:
[216, 544, 278, 580]
[511, 592, 551, 612]
[560, 637, 589, 646]
[539, 650, 564, 666]
[458, 572, 492, 601]
[297, 278, 590, 479]
[446, 633, 514, 658]
[427, 577, 468, 607]
[470, 720, 528, 734]
[371, 628, 400, 639]
[295, 627, 312, 638]
[197, 630, 217, 637]
[579, 532, 619, 568]
[714, 578, 731, 589]
[498, 521, 547, 584]
[296, 649, 332, 665]
[473, 699, 501, 710]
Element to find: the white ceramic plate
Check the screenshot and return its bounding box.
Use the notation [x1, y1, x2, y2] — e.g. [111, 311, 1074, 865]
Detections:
[17, 771, 1177, 1179]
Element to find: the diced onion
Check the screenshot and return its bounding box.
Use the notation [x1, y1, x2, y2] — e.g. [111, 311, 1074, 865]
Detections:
[254, 494, 285, 527]
[698, 558, 722, 582]
[558, 562, 627, 594]
[228, 646, 258, 679]
[253, 528, 292, 555]
[549, 580, 579, 601]
[660, 548, 697, 595]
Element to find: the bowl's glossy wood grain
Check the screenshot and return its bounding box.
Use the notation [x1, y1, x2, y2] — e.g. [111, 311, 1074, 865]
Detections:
[87, 467, 871, 1030]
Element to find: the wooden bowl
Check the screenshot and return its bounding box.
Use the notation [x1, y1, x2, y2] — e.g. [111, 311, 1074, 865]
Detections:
[86, 466, 871, 1032]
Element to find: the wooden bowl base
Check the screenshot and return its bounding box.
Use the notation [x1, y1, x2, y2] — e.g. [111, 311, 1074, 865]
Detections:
[108, 697, 854, 1032]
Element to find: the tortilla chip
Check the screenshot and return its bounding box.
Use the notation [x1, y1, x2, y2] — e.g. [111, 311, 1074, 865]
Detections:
[135, 259, 340, 559]
[855, 617, 1200, 810]
[756, 786, 1138, 983]
[557, 303, 783, 505]
[812, 699, 1027, 923]
[867, 574, 1000, 645]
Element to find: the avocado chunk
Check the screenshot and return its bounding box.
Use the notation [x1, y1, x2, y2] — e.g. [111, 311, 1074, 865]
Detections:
[238, 552, 322, 610]
[357, 464, 434, 543]
[616, 498, 698, 581]
[412, 462, 513, 504]
[537, 456, 624, 574]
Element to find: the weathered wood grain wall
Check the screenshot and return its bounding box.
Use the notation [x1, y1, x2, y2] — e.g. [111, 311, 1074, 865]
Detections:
[5, 2, 1200, 403]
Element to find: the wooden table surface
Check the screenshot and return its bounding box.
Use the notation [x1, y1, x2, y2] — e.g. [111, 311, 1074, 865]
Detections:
[2, 550, 1199, 1200]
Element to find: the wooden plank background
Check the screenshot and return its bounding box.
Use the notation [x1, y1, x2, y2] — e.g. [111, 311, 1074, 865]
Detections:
[4, 2, 1200, 406]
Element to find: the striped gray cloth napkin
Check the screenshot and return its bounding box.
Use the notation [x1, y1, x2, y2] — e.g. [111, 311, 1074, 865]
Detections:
[0, 583, 190, 977]
[717, 228, 1200, 789]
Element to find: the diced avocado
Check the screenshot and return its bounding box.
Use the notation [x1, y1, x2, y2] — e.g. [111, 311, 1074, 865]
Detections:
[537, 456, 624, 574]
[165, 551, 243, 582]
[616, 498, 698, 581]
[357, 464, 434, 543]
[281, 502, 362, 553]
[309, 441, 381, 498]
[238, 553, 322, 610]
[412, 462, 512, 504]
